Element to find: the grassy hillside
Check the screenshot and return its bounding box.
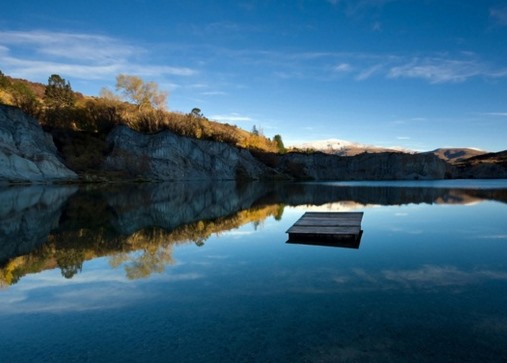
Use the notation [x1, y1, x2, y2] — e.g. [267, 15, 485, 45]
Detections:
[0, 71, 289, 176]
[0, 71, 284, 152]
[428, 148, 487, 164]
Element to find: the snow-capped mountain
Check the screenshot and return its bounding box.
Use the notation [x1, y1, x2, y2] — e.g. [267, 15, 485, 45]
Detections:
[290, 138, 410, 156]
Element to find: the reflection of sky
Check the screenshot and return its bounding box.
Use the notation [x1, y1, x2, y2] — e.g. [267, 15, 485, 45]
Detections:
[2, 201, 507, 309]
[1, 197, 507, 361]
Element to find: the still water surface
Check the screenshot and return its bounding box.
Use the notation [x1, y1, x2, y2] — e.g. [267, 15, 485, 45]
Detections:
[1, 180, 507, 362]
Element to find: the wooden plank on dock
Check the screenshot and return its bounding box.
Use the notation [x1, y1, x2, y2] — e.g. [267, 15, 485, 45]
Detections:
[294, 218, 362, 227]
[286, 212, 364, 249]
[287, 225, 360, 235]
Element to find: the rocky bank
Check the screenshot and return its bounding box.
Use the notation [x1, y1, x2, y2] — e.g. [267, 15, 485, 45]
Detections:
[103, 126, 453, 181]
[270, 151, 451, 180]
[0, 105, 77, 183]
[1, 104, 506, 183]
[103, 125, 280, 180]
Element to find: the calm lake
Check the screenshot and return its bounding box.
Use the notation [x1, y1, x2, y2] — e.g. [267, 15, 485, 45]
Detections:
[1, 180, 507, 362]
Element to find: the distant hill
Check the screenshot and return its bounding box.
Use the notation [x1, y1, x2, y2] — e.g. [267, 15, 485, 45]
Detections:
[290, 138, 410, 156]
[426, 148, 487, 164]
[459, 149, 507, 165]
[451, 149, 507, 179]
[290, 141, 494, 165]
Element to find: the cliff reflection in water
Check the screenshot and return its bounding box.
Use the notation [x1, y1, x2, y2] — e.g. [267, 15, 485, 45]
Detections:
[1, 181, 506, 287]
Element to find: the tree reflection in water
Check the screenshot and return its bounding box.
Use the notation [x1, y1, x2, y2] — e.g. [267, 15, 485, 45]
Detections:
[1, 181, 506, 287]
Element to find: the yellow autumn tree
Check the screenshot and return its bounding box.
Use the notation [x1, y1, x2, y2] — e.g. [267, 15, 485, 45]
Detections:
[115, 74, 168, 110]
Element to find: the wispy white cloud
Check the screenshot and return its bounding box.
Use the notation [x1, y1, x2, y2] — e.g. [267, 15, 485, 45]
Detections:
[355, 63, 384, 80]
[200, 91, 227, 96]
[388, 57, 507, 83]
[1, 57, 121, 79]
[333, 63, 353, 72]
[209, 113, 253, 123]
[0, 30, 196, 82]
[0, 30, 138, 63]
[128, 64, 195, 77]
[252, 48, 507, 84]
[2, 29, 506, 95]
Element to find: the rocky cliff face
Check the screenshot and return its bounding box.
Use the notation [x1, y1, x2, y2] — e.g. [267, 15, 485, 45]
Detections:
[103, 126, 452, 181]
[103, 125, 279, 180]
[272, 151, 451, 180]
[0, 105, 77, 183]
[2, 106, 505, 182]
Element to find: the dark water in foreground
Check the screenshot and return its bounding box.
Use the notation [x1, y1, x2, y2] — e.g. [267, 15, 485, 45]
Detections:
[1, 180, 507, 362]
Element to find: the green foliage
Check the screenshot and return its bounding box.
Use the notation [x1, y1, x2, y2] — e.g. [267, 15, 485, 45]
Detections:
[55, 248, 84, 279]
[44, 74, 75, 109]
[43, 75, 76, 127]
[190, 107, 203, 118]
[273, 134, 286, 154]
[0, 70, 8, 88]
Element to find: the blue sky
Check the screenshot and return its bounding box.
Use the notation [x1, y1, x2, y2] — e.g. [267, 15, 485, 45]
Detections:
[1, 0, 507, 151]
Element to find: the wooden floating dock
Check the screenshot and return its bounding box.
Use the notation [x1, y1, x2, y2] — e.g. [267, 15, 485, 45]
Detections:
[286, 212, 364, 249]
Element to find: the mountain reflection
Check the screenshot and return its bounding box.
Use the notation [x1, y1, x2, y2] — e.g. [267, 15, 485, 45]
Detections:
[1, 181, 506, 287]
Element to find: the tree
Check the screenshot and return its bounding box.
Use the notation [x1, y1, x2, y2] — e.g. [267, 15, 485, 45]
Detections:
[0, 70, 8, 88]
[273, 134, 286, 154]
[42, 74, 76, 128]
[44, 74, 75, 109]
[115, 74, 167, 110]
[190, 107, 203, 118]
[55, 248, 84, 279]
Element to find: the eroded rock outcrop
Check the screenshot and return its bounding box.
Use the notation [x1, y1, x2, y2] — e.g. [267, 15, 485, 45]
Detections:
[103, 125, 279, 180]
[0, 105, 78, 183]
[103, 125, 452, 181]
[272, 151, 451, 180]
